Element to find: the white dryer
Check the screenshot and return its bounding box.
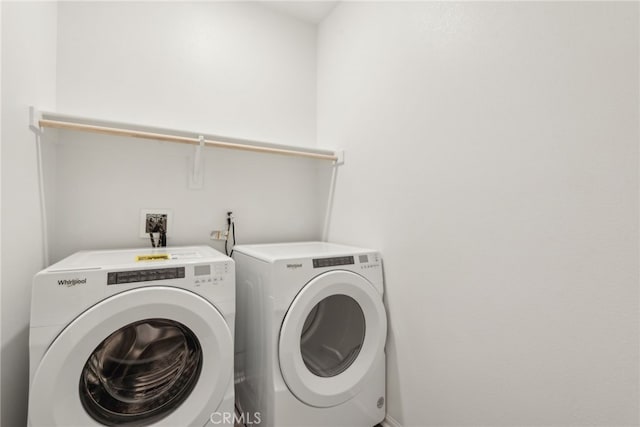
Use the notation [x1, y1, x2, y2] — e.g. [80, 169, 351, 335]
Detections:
[233, 242, 387, 427]
[28, 246, 235, 426]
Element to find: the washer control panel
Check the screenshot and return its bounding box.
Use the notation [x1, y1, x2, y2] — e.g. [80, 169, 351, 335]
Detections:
[105, 261, 232, 287]
[193, 261, 232, 286]
[107, 267, 185, 285]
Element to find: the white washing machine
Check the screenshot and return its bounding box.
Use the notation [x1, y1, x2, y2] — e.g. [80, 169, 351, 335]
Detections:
[28, 246, 235, 426]
[233, 242, 387, 427]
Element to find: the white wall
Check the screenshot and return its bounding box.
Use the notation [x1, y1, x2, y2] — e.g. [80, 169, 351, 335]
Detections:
[51, 1, 324, 262]
[1, 2, 57, 425]
[51, 131, 327, 262]
[318, 2, 639, 426]
[57, 1, 316, 147]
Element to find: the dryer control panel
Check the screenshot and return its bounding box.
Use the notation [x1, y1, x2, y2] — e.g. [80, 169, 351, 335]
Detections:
[312, 256, 354, 268]
[311, 253, 381, 271]
[357, 253, 382, 270]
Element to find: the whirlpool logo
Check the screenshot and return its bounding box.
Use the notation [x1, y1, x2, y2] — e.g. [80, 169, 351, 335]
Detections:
[57, 278, 87, 287]
[286, 263, 303, 270]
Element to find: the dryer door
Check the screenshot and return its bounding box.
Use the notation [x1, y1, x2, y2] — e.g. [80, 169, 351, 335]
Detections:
[279, 270, 387, 408]
[29, 286, 233, 426]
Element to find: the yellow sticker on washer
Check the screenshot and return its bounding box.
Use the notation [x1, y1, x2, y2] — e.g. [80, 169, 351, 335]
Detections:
[135, 254, 170, 262]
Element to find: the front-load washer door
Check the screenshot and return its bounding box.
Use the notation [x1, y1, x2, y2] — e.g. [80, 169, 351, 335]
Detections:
[29, 286, 233, 426]
[279, 270, 387, 408]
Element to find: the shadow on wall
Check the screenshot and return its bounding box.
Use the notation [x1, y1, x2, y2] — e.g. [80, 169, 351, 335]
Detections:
[319, 162, 339, 241]
[1, 326, 30, 425]
[381, 273, 405, 426]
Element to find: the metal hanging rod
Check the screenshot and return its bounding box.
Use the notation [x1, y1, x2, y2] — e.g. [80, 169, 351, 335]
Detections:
[32, 109, 343, 163]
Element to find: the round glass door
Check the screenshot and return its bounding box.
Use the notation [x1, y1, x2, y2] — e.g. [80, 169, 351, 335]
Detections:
[29, 286, 233, 427]
[80, 318, 202, 426]
[279, 270, 387, 408]
[300, 295, 365, 378]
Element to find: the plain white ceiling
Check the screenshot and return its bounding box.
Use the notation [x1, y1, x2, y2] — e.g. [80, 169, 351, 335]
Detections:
[261, 1, 339, 24]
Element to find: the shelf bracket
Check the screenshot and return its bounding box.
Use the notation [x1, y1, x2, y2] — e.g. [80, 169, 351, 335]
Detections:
[189, 135, 205, 189]
[29, 106, 43, 135]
